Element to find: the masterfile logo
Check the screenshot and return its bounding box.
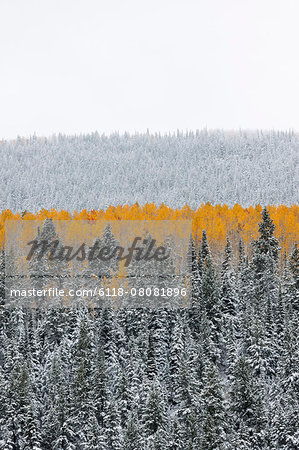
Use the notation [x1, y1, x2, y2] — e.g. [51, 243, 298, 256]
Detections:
[25, 236, 171, 267]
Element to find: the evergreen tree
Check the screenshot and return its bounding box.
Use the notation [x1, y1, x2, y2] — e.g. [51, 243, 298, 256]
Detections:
[289, 243, 299, 311]
[229, 353, 265, 449]
[200, 362, 226, 449]
[142, 378, 169, 438]
[102, 396, 123, 450]
[252, 207, 280, 310]
[0, 249, 5, 305]
[221, 237, 237, 316]
[201, 230, 210, 261]
[124, 411, 142, 450]
[200, 235, 222, 358]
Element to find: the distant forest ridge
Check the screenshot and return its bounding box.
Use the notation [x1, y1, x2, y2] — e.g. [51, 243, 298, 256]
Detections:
[0, 130, 298, 211]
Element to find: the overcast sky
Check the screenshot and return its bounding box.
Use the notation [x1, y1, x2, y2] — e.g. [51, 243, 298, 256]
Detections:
[1, 0, 299, 139]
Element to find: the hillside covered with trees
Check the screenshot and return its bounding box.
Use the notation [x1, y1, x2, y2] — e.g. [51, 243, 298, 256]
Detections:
[0, 208, 298, 449]
[1, 130, 297, 212]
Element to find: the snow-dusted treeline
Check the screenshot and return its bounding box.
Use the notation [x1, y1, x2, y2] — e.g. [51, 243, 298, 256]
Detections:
[0, 209, 298, 448]
[1, 130, 298, 212]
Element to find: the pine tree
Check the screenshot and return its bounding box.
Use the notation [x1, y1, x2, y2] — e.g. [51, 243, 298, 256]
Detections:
[0, 250, 5, 305]
[187, 235, 202, 339]
[229, 353, 265, 449]
[124, 411, 142, 450]
[201, 230, 210, 261]
[88, 224, 120, 281]
[289, 243, 299, 311]
[201, 237, 222, 357]
[252, 207, 280, 310]
[200, 362, 226, 449]
[221, 237, 237, 316]
[142, 377, 169, 438]
[188, 235, 200, 305]
[28, 218, 70, 295]
[169, 315, 184, 405]
[102, 396, 123, 450]
[168, 417, 184, 450]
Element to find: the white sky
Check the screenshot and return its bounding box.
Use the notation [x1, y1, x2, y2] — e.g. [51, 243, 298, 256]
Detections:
[1, 0, 299, 139]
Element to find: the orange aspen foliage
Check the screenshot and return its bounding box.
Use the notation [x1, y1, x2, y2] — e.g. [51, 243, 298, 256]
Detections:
[0, 204, 298, 257]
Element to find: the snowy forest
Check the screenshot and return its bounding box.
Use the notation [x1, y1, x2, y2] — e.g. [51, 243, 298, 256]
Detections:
[1, 0, 299, 447]
[0, 208, 298, 449]
[0, 130, 298, 212]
